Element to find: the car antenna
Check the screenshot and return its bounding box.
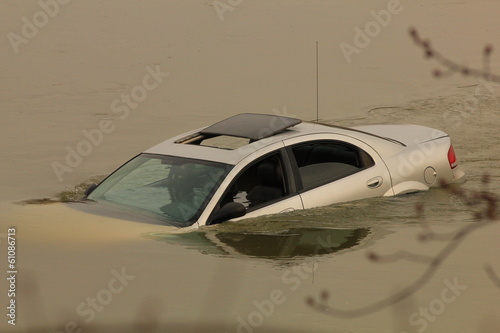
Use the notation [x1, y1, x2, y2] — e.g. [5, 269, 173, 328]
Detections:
[316, 40, 319, 122]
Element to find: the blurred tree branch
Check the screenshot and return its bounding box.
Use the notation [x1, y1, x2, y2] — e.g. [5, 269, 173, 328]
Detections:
[306, 27, 500, 318]
[306, 175, 498, 317]
[409, 27, 500, 83]
[485, 264, 500, 289]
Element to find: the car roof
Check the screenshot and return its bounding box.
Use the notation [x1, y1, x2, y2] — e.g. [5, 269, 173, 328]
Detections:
[144, 113, 403, 165]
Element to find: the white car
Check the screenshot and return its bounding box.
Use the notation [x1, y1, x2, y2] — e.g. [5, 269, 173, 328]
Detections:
[85, 113, 465, 228]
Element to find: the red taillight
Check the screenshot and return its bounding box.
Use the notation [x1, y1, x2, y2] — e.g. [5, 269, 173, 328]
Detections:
[448, 145, 458, 169]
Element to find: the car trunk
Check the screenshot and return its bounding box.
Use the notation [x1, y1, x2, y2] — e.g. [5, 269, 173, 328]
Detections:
[351, 124, 448, 147]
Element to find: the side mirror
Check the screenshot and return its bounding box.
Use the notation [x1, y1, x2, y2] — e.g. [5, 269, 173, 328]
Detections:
[209, 202, 246, 225]
[84, 183, 98, 197]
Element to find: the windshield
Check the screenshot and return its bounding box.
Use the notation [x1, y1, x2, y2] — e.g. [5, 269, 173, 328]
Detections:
[87, 153, 231, 227]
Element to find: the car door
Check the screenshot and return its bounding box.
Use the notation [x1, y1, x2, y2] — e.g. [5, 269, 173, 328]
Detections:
[228, 148, 304, 219]
[202, 145, 304, 225]
[283, 134, 392, 209]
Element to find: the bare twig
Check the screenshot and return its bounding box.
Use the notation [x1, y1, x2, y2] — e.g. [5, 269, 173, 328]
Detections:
[306, 220, 492, 318]
[485, 264, 500, 290]
[306, 177, 498, 317]
[307, 29, 499, 317]
[367, 250, 433, 264]
[409, 28, 500, 83]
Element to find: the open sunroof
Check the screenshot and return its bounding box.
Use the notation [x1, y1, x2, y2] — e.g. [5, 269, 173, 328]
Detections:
[200, 113, 302, 141]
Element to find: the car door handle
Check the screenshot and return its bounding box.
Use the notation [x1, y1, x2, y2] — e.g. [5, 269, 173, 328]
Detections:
[366, 177, 383, 189]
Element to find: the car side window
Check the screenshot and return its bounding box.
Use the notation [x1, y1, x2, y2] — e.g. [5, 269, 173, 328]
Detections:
[291, 141, 374, 191]
[220, 153, 288, 210]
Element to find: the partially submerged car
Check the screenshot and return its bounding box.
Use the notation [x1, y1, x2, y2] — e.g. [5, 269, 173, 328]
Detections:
[85, 113, 465, 228]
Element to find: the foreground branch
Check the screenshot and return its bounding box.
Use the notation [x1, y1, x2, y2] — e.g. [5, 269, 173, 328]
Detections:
[306, 176, 498, 317]
[409, 27, 500, 83]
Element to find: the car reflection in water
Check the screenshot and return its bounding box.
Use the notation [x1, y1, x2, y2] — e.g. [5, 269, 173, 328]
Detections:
[146, 227, 370, 259]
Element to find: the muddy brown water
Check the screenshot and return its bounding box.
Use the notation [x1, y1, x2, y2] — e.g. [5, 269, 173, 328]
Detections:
[1, 1, 499, 332]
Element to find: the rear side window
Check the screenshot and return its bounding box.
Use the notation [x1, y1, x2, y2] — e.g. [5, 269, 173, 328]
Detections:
[291, 141, 374, 191]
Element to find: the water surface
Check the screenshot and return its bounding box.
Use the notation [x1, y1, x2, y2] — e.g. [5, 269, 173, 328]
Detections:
[1, 1, 499, 332]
